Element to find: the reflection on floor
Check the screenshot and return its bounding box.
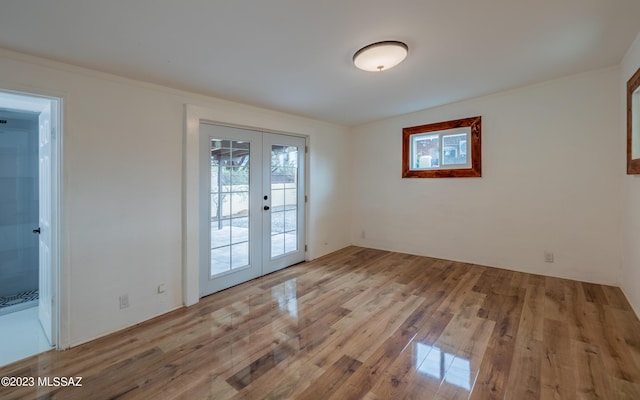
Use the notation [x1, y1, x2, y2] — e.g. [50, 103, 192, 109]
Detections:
[416, 342, 472, 391]
[0, 306, 52, 367]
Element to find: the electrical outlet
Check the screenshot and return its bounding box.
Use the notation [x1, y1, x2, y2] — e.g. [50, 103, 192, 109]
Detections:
[157, 284, 166, 294]
[544, 251, 554, 263]
[119, 294, 129, 309]
[361, 230, 366, 239]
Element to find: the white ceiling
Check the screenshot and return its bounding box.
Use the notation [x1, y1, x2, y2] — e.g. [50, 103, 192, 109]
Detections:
[1, 1, 638, 126]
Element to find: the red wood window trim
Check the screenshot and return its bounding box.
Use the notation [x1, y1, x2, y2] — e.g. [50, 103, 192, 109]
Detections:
[402, 116, 482, 178]
[627, 66, 640, 175]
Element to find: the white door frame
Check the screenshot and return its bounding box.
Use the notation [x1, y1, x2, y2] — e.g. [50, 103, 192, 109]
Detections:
[184, 104, 309, 306]
[0, 88, 63, 348]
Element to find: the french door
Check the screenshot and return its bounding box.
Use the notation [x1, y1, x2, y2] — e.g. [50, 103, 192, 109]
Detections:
[199, 124, 305, 296]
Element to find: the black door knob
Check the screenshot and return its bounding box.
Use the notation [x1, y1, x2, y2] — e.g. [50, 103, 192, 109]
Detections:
[264, 206, 270, 210]
[33, 227, 41, 234]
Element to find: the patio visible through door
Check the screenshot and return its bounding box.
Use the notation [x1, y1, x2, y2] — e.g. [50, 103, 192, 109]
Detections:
[199, 123, 305, 296]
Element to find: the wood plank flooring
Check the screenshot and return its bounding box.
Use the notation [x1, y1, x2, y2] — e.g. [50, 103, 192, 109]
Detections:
[1, 246, 639, 399]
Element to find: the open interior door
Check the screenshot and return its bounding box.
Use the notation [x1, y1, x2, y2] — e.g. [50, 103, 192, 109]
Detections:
[37, 102, 54, 346]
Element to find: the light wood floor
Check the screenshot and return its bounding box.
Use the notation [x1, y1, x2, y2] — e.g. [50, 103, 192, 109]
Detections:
[1, 246, 640, 399]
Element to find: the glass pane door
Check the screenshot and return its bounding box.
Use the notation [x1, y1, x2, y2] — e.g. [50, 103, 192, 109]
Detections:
[263, 133, 305, 274]
[200, 124, 262, 297]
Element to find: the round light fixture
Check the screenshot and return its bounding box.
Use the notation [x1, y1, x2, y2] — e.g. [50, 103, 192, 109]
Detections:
[353, 41, 408, 72]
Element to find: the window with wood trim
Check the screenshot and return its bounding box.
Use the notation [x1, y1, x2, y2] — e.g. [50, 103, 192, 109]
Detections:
[402, 116, 482, 178]
[627, 66, 640, 174]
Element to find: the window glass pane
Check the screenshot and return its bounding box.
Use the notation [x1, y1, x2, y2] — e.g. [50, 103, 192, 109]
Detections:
[210, 138, 250, 276]
[284, 210, 297, 232]
[281, 202, 297, 253]
[211, 218, 231, 248]
[271, 188, 285, 209]
[211, 247, 231, 276]
[271, 144, 299, 258]
[271, 210, 285, 234]
[211, 142, 231, 192]
[284, 232, 297, 253]
[271, 145, 297, 168]
[412, 133, 439, 169]
[231, 140, 250, 152]
[219, 193, 231, 219]
[230, 191, 249, 216]
[271, 233, 285, 257]
[230, 167, 249, 187]
[230, 217, 249, 244]
[231, 242, 249, 269]
[442, 133, 468, 165]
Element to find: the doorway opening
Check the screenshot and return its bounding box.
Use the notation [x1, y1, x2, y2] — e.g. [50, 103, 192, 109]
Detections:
[0, 89, 61, 366]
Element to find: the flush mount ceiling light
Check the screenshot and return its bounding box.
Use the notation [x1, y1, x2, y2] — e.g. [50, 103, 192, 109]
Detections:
[353, 41, 408, 72]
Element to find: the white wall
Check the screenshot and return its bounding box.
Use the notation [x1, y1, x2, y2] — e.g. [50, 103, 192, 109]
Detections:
[351, 67, 622, 285]
[621, 33, 640, 317]
[0, 48, 351, 347]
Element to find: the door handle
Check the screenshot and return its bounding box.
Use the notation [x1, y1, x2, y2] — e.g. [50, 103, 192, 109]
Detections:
[33, 227, 41, 234]
[264, 205, 270, 211]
